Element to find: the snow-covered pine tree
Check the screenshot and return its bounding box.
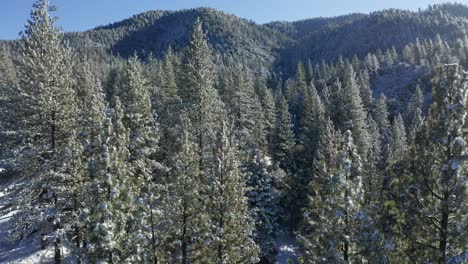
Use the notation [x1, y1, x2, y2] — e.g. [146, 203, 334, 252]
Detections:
[0, 46, 20, 168]
[0, 46, 17, 87]
[290, 83, 325, 228]
[72, 62, 107, 261]
[118, 55, 160, 262]
[157, 47, 184, 175]
[300, 130, 365, 263]
[373, 93, 391, 142]
[179, 17, 225, 179]
[272, 91, 295, 170]
[157, 113, 212, 263]
[387, 114, 408, 164]
[287, 62, 308, 132]
[11, 1, 81, 262]
[232, 70, 266, 149]
[394, 64, 467, 263]
[245, 149, 278, 263]
[254, 77, 276, 154]
[340, 64, 369, 154]
[83, 98, 131, 263]
[208, 123, 259, 263]
[372, 93, 391, 166]
[299, 118, 341, 263]
[356, 69, 373, 111]
[160, 46, 181, 107]
[406, 85, 424, 126]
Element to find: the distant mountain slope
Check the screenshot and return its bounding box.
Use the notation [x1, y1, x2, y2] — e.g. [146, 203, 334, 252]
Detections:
[65, 8, 292, 69]
[4, 3, 468, 77]
[273, 6, 468, 73]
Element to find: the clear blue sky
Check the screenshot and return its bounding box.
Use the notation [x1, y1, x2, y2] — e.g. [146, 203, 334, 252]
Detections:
[1, 0, 465, 40]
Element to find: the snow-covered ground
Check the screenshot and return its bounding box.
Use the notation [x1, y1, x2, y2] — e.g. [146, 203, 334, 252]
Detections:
[276, 230, 299, 263]
[0, 180, 300, 263]
[0, 187, 74, 263]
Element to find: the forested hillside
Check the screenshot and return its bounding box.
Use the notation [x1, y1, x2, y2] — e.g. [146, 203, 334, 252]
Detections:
[0, 0, 467, 263]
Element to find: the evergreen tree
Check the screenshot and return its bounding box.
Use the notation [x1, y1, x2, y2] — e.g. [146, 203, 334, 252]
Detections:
[232, 71, 266, 149]
[300, 128, 369, 263]
[272, 92, 295, 170]
[388, 114, 408, 164]
[118, 55, 160, 262]
[339, 64, 369, 153]
[0, 46, 17, 87]
[372, 93, 391, 146]
[159, 114, 212, 263]
[179, 17, 225, 178]
[11, 1, 80, 262]
[209, 124, 259, 263]
[254, 77, 276, 153]
[356, 70, 373, 110]
[406, 85, 424, 126]
[0, 47, 20, 166]
[299, 118, 341, 263]
[83, 99, 131, 263]
[245, 149, 278, 263]
[160, 46, 181, 106]
[290, 83, 325, 228]
[394, 64, 467, 263]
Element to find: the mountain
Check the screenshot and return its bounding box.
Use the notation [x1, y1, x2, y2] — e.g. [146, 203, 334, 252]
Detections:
[59, 4, 468, 75]
[269, 5, 468, 73]
[64, 8, 292, 70]
[3, 3, 468, 77]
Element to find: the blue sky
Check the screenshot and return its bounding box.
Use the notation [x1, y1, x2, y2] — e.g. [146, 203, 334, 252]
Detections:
[1, 0, 465, 40]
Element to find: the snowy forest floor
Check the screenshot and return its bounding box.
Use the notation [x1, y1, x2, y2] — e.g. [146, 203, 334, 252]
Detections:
[0, 177, 73, 264]
[0, 173, 299, 263]
[275, 230, 299, 263]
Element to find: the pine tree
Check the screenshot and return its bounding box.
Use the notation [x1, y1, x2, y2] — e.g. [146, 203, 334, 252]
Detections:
[272, 92, 294, 170]
[300, 130, 365, 263]
[72, 61, 108, 261]
[0, 46, 20, 166]
[254, 77, 276, 154]
[160, 46, 181, 106]
[0, 46, 17, 87]
[299, 118, 341, 263]
[337, 130, 365, 262]
[118, 55, 160, 262]
[286, 62, 309, 133]
[245, 149, 278, 263]
[394, 64, 467, 263]
[372, 93, 391, 146]
[362, 115, 384, 203]
[356, 70, 373, 110]
[11, 1, 80, 262]
[291, 83, 325, 227]
[158, 114, 212, 263]
[406, 85, 424, 126]
[232, 71, 266, 149]
[339, 64, 369, 153]
[388, 114, 408, 164]
[83, 99, 131, 263]
[179, 17, 225, 178]
[209, 124, 259, 263]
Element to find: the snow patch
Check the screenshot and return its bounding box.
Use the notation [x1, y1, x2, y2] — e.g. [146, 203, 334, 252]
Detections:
[276, 230, 299, 264]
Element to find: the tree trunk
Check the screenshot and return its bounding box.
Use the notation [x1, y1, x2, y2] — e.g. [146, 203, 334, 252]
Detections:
[150, 196, 158, 264]
[74, 196, 81, 264]
[438, 194, 449, 264]
[344, 189, 349, 263]
[181, 200, 188, 264]
[54, 236, 62, 264]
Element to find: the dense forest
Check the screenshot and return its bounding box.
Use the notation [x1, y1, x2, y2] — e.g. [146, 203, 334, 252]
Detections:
[0, 0, 467, 263]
